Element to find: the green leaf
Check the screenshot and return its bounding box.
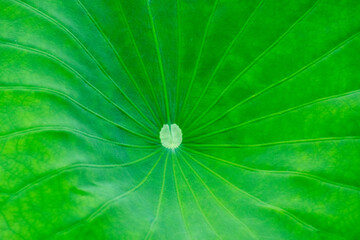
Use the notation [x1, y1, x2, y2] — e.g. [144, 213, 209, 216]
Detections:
[1, 0, 359, 239]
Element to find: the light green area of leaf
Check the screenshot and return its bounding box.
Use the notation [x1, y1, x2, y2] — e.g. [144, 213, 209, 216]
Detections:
[0, 0, 359, 239]
[160, 124, 182, 149]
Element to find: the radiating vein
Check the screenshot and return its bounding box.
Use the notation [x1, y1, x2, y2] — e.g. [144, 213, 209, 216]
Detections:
[0, 126, 157, 149]
[11, 0, 157, 133]
[115, 0, 164, 124]
[178, 0, 219, 121]
[186, 0, 321, 131]
[183, 150, 322, 232]
[1, 150, 162, 209]
[144, 152, 169, 240]
[0, 40, 156, 138]
[176, 153, 222, 239]
[172, 153, 192, 240]
[0, 85, 157, 142]
[187, 30, 360, 135]
[185, 148, 360, 193]
[185, 136, 360, 148]
[181, 0, 265, 127]
[47, 151, 165, 240]
[146, 0, 171, 124]
[188, 88, 360, 141]
[179, 150, 258, 240]
[77, 0, 160, 130]
[87, 152, 164, 223]
[175, 0, 182, 122]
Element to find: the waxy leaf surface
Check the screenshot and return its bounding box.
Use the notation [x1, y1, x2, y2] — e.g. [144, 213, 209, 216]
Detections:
[0, 0, 359, 239]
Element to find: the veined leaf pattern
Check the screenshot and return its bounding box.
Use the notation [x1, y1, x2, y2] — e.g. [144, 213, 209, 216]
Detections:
[0, 0, 359, 239]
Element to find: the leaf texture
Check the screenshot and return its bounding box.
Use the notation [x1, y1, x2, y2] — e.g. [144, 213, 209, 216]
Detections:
[0, 0, 359, 239]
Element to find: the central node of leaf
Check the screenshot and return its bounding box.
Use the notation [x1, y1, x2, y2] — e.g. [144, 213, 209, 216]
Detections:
[160, 123, 182, 149]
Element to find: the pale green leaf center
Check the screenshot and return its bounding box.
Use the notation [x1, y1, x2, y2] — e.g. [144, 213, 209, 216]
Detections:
[160, 123, 182, 149]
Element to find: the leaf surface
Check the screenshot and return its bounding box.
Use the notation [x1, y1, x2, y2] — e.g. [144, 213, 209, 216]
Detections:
[0, 0, 359, 239]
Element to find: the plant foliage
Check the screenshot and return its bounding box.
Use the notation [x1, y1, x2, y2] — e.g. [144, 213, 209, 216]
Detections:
[0, 0, 360, 239]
